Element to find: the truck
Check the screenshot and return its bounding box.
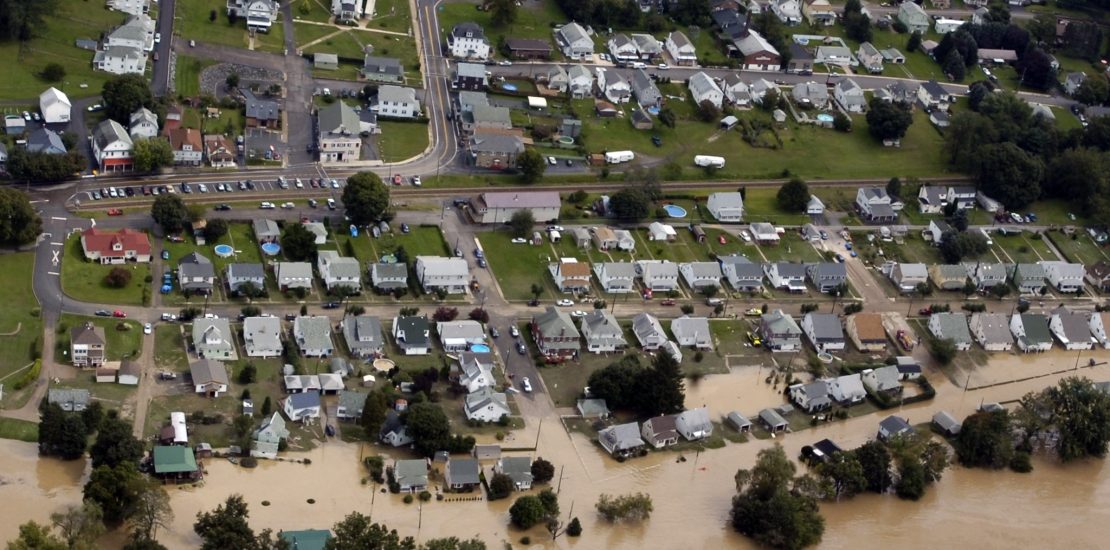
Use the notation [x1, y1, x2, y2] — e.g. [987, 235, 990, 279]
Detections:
[896, 330, 915, 351]
[604, 150, 635, 164]
[694, 155, 726, 168]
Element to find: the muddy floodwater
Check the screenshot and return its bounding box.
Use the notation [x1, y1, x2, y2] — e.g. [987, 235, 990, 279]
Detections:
[3, 358, 1110, 549]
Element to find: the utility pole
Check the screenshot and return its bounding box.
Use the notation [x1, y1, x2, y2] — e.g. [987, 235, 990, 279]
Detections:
[556, 464, 565, 494]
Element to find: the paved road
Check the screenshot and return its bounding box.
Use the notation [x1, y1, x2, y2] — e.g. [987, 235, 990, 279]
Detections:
[865, 2, 1039, 21]
[151, 0, 177, 96]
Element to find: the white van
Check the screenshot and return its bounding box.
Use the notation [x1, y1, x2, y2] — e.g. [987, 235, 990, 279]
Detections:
[694, 155, 726, 168]
[605, 150, 635, 164]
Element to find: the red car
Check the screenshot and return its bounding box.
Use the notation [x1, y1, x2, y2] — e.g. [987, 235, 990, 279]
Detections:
[107, 208, 123, 216]
[660, 299, 676, 306]
[718, 234, 727, 244]
[392, 174, 403, 185]
[112, 310, 126, 318]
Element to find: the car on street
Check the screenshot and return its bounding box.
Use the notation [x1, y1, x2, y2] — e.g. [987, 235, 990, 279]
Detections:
[113, 310, 126, 318]
[154, 32, 161, 43]
[739, 230, 752, 242]
[510, 325, 520, 338]
[744, 308, 762, 316]
[281, 202, 295, 209]
[308, 199, 318, 208]
[522, 377, 532, 392]
[844, 242, 853, 251]
[835, 253, 844, 263]
[412, 176, 421, 186]
[95, 310, 111, 317]
[659, 298, 675, 306]
[556, 299, 574, 307]
[746, 331, 761, 346]
[548, 156, 557, 165]
[401, 223, 410, 233]
[107, 208, 123, 216]
[161, 250, 170, 260]
[571, 310, 587, 318]
[327, 198, 336, 210]
[87, 104, 103, 112]
[392, 174, 403, 185]
[198, 184, 208, 193]
[285, 314, 297, 321]
[516, 342, 527, 355]
[295, 178, 304, 189]
[820, 230, 829, 240]
[260, 202, 275, 209]
[658, 63, 669, 69]
[477, 257, 487, 268]
[215, 204, 231, 211]
[91, 191, 102, 200]
[322, 302, 340, 309]
[491, 327, 500, 338]
[143, 323, 152, 335]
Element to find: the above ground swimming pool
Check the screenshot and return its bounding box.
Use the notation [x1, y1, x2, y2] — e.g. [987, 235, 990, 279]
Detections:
[816, 113, 834, 123]
[261, 243, 281, 256]
[214, 244, 234, 258]
[470, 344, 491, 353]
[662, 204, 688, 218]
[502, 83, 518, 91]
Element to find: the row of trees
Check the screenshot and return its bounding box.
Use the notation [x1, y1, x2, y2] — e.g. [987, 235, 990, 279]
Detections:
[586, 353, 684, 418]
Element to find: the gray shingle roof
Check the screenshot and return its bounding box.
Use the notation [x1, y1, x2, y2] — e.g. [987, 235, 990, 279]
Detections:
[318, 101, 360, 135]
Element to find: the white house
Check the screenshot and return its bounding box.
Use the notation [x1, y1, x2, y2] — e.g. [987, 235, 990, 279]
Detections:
[833, 78, 867, 113]
[567, 65, 594, 99]
[607, 33, 639, 61]
[581, 311, 627, 353]
[772, 0, 802, 25]
[317, 250, 362, 292]
[706, 192, 744, 222]
[551, 259, 592, 293]
[448, 22, 491, 60]
[648, 222, 677, 241]
[464, 387, 510, 422]
[828, 373, 867, 404]
[1089, 312, 1110, 349]
[722, 75, 752, 107]
[458, 355, 495, 393]
[415, 256, 470, 294]
[1010, 313, 1054, 353]
[436, 320, 486, 353]
[969, 313, 1014, 351]
[243, 316, 283, 358]
[189, 359, 229, 398]
[227, 0, 279, 32]
[283, 392, 322, 423]
[640, 261, 680, 291]
[671, 316, 713, 349]
[1042, 261, 1085, 293]
[597, 68, 631, 104]
[1050, 308, 1093, 350]
[91, 119, 134, 173]
[94, 46, 146, 75]
[128, 107, 158, 139]
[393, 316, 431, 355]
[250, 412, 288, 458]
[371, 85, 420, 119]
[632, 313, 668, 350]
[39, 88, 71, 124]
[554, 22, 594, 60]
[593, 262, 637, 293]
[679, 262, 723, 289]
[193, 318, 238, 360]
[665, 31, 696, 65]
[676, 408, 714, 440]
[801, 312, 846, 352]
[293, 316, 334, 357]
[688, 72, 724, 109]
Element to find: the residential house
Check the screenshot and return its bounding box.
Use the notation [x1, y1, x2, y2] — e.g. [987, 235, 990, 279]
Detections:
[581, 311, 627, 353]
[394, 459, 429, 493]
[598, 422, 645, 457]
[630, 69, 661, 108]
[414, 256, 469, 294]
[803, 0, 836, 25]
[790, 381, 832, 412]
[151, 445, 201, 483]
[293, 316, 334, 357]
[930, 264, 969, 290]
[1089, 312, 1110, 349]
[1011, 313, 1053, 352]
[464, 387, 510, 422]
[1065, 72, 1086, 96]
[632, 313, 668, 350]
[928, 312, 974, 350]
[331, 0, 362, 23]
[970, 313, 1014, 351]
[549, 260, 591, 293]
[317, 101, 361, 164]
[918, 185, 949, 214]
[727, 412, 753, 433]
[878, 415, 913, 441]
[1050, 307, 1093, 350]
[918, 79, 954, 111]
[679, 262, 723, 289]
[593, 262, 637, 293]
[722, 74, 752, 107]
[802, 313, 845, 352]
[807, 263, 847, 293]
[27, 128, 66, 154]
[460, 105, 511, 134]
[316, 250, 361, 293]
[720, 255, 765, 291]
[898, 1, 930, 34]
[92, 119, 134, 172]
[1042, 261, 1085, 293]
[454, 62, 488, 91]
[641, 261, 680, 291]
[607, 33, 639, 61]
[494, 456, 534, 490]
[675, 408, 713, 440]
[772, 0, 802, 25]
[202, 134, 235, 168]
[468, 191, 560, 224]
[933, 411, 962, 436]
[688, 72, 724, 109]
[834, 79, 867, 113]
[93, 45, 146, 75]
[505, 38, 552, 60]
[109, 0, 150, 16]
[791, 81, 828, 108]
[128, 106, 157, 139]
[178, 253, 216, 295]
[227, 0, 278, 32]
[193, 318, 237, 360]
[250, 412, 289, 458]
[370, 262, 407, 293]
[370, 85, 420, 119]
[765, 262, 807, 293]
[467, 132, 524, 169]
[570, 227, 591, 248]
[392, 315, 430, 355]
[445, 458, 481, 491]
[672, 316, 713, 349]
[648, 222, 677, 241]
[760, 309, 803, 352]
[242, 88, 281, 129]
[750, 78, 781, 103]
[935, 17, 965, 33]
[857, 42, 884, 74]
[243, 316, 282, 358]
[759, 408, 789, 432]
[631, 33, 662, 59]
[341, 315, 384, 357]
[563, 65, 593, 99]
[226, 263, 264, 295]
[970, 262, 1007, 290]
[890, 263, 928, 293]
[554, 22, 593, 59]
[641, 415, 680, 448]
[105, 14, 155, 51]
[665, 31, 697, 65]
[117, 362, 140, 385]
[828, 373, 867, 404]
[80, 228, 151, 263]
[189, 359, 229, 397]
[457, 354, 495, 393]
[48, 389, 90, 412]
[448, 22, 490, 60]
[361, 55, 404, 84]
[164, 128, 202, 166]
[856, 187, 898, 223]
[378, 410, 413, 447]
[1086, 261, 1110, 293]
[750, 222, 781, 245]
[70, 323, 106, 367]
[597, 69, 631, 103]
[863, 365, 903, 396]
[1012, 263, 1046, 294]
[707, 192, 745, 222]
[276, 262, 313, 290]
[846, 313, 888, 351]
[532, 307, 580, 360]
[437, 321, 486, 353]
[807, 196, 826, 215]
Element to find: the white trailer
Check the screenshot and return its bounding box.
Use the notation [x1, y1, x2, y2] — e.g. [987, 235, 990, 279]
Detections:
[605, 150, 635, 164]
[694, 155, 726, 168]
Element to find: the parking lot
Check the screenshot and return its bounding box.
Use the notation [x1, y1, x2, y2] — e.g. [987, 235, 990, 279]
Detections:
[77, 176, 350, 203]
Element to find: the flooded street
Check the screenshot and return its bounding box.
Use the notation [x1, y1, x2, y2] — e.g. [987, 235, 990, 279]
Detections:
[3, 354, 1110, 549]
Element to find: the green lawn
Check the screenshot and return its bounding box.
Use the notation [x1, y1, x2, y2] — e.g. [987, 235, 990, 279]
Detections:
[0, 417, 39, 442]
[298, 23, 360, 56]
[366, 0, 414, 31]
[690, 29, 729, 66]
[202, 108, 245, 138]
[989, 233, 1055, 264]
[1045, 231, 1109, 265]
[154, 324, 190, 372]
[178, 0, 287, 54]
[375, 225, 451, 260]
[293, 0, 334, 23]
[62, 234, 151, 306]
[378, 121, 430, 162]
[0, 254, 44, 391]
[0, 0, 125, 101]
[359, 30, 421, 73]
[753, 233, 826, 263]
[57, 314, 143, 362]
[437, 0, 566, 58]
[478, 231, 557, 301]
[175, 56, 216, 97]
[741, 187, 816, 225]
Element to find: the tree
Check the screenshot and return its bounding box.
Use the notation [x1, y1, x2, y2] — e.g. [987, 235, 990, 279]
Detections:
[489, 0, 517, 26]
[132, 138, 174, 173]
[814, 452, 866, 501]
[225, 73, 240, 90]
[84, 462, 145, 523]
[885, 177, 901, 199]
[90, 416, 143, 470]
[696, 99, 721, 123]
[776, 177, 810, 213]
[6, 148, 84, 183]
[1044, 148, 1105, 207]
[0, 0, 58, 41]
[341, 172, 391, 226]
[933, 29, 977, 69]
[433, 306, 458, 322]
[150, 195, 190, 233]
[1074, 75, 1109, 106]
[950, 209, 969, 232]
[586, 356, 642, 413]
[194, 495, 258, 550]
[854, 440, 892, 494]
[938, 231, 989, 263]
[608, 188, 651, 222]
[507, 210, 535, 239]
[1062, 21, 1103, 62]
[204, 219, 229, 242]
[657, 106, 676, 128]
[237, 363, 257, 385]
[1016, 47, 1056, 91]
[515, 149, 545, 183]
[967, 81, 994, 112]
[82, 401, 105, 433]
[50, 501, 105, 550]
[895, 459, 927, 500]
[7, 521, 68, 550]
[1042, 377, 1110, 461]
[405, 402, 451, 457]
[422, 538, 485, 550]
[954, 410, 1015, 469]
[128, 484, 173, 546]
[832, 111, 851, 132]
[41, 62, 65, 82]
[595, 493, 653, 522]
[537, 489, 559, 516]
[927, 337, 958, 365]
[842, 7, 872, 44]
[105, 267, 133, 289]
[944, 112, 999, 171]
[0, 188, 42, 245]
[509, 495, 548, 529]
[531, 457, 555, 484]
[468, 308, 489, 323]
[326, 512, 415, 550]
[866, 98, 913, 142]
[360, 390, 390, 434]
[638, 352, 685, 418]
[729, 446, 825, 550]
[102, 74, 154, 125]
[974, 143, 1044, 209]
[943, 49, 966, 82]
[487, 473, 515, 500]
[906, 30, 921, 52]
[280, 223, 318, 262]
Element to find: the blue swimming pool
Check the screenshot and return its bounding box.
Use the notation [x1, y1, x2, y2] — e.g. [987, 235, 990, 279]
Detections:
[816, 113, 835, 123]
[502, 83, 518, 91]
[261, 243, 281, 256]
[471, 344, 491, 353]
[663, 204, 687, 218]
[214, 244, 233, 257]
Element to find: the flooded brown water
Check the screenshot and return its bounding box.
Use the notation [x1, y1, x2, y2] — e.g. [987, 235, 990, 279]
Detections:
[3, 353, 1110, 549]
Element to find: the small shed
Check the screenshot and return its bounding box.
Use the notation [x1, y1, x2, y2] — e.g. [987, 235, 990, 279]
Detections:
[759, 408, 788, 432]
[473, 444, 502, 460]
[727, 411, 752, 433]
[527, 96, 548, 110]
[932, 411, 962, 436]
[314, 53, 339, 70]
[720, 115, 739, 130]
[577, 398, 611, 418]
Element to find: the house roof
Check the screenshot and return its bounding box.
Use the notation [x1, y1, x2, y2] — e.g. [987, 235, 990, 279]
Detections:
[343, 315, 384, 350]
[632, 312, 667, 343]
[294, 316, 333, 350]
[469, 132, 524, 154]
[129, 106, 156, 128]
[762, 309, 801, 335]
[1042, 261, 1085, 280]
[727, 411, 752, 429]
[581, 311, 625, 343]
[243, 316, 281, 348]
[556, 22, 590, 45]
[577, 398, 610, 417]
[1053, 308, 1091, 342]
[277, 262, 313, 280]
[228, 263, 265, 281]
[880, 415, 912, 436]
[533, 307, 579, 338]
[805, 313, 843, 340]
[668, 30, 693, 49]
[631, 33, 661, 53]
[750, 222, 778, 239]
[1015, 262, 1045, 280]
[71, 322, 106, 346]
[451, 22, 486, 40]
[671, 316, 711, 341]
[465, 387, 509, 415]
[897, 263, 929, 278]
[974, 313, 1014, 345]
[167, 127, 201, 151]
[179, 252, 215, 280]
[437, 320, 486, 341]
[456, 62, 487, 79]
[26, 128, 66, 154]
[468, 104, 511, 126]
[48, 388, 90, 408]
[599, 422, 645, 451]
[598, 261, 638, 279]
[851, 313, 886, 341]
[286, 391, 321, 411]
[394, 459, 428, 486]
[318, 101, 360, 135]
[152, 445, 197, 473]
[193, 318, 233, 349]
[681, 261, 723, 279]
[709, 192, 745, 210]
[934, 264, 969, 280]
[506, 38, 552, 52]
[377, 85, 417, 104]
[808, 262, 845, 280]
[933, 411, 961, 434]
[932, 312, 972, 343]
[643, 414, 679, 443]
[281, 530, 331, 550]
[631, 69, 657, 96]
[395, 315, 430, 346]
[362, 55, 403, 77]
[736, 29, 779, 57]
[189, 359, 229, 386]
[93, 119, 132, 151]
[759, 408, 788, 428]
[318, 250, 361, 279]
[1017, 314, 1052, 345]
[688, 72, 721, 99]
[372, 262, 408, 283]
[447, 458, 481, 485]
[921, 79, 948, 98]
[499, 456, 533, 484]
[835, 78, 863, 95]
[478, 191, 560, 209]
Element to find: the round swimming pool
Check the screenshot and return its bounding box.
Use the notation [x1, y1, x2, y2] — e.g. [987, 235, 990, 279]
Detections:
[502, 83, 518, 91]
[557, 136, 575, 145]
[214, 244, 234, 258]
[261, 243, 281, 256]
[663, 204, 688, 218]
[816, 113, 835, 123]
[470, 344, 491, 353]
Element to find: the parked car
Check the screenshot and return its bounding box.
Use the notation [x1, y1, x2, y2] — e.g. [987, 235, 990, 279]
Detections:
[412, 176, 421, 186]
[744, 308, 762, 316]
[510, 325, 520, 338]
[143, 323, 152, 335]
[107, 208, 123, 216]
[746, 331, 761, 346]
[322, 302, 340, 309]
[521, 377, 532, 392]
[660, 298, 676, 306]
[392, 174, 403, 185]
[571, 310, 587, 318]
[556, 299, 573, 307]
[113, 310, 126, 318]
[161, 313, 176, 322]
[477, 257, 487, 268]
[215, 204, 231, 211]
[95, 310, 111, 317]
[260, 202, 276, 209]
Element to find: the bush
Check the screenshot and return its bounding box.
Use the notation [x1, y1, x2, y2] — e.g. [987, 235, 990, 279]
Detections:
[12, 359, 41, 390]
[1009, 451, 1033, 473]
[364, 456, 385, 483]
[567, 517, 582, 536]
[403, 494, 414, 504]
[418, 490, 432, 502]
[488, 473, 514, 500]
[105, 267, 132, 288]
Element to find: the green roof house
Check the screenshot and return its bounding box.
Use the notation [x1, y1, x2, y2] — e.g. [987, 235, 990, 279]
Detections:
[152, 445, 200, 483]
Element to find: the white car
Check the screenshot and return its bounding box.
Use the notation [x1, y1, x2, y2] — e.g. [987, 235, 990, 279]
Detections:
[331, 179, 340, 189]
[143, 323, 152, 335]
[282, 202, 295, 209]
[511, 238, 527, 244]
[154, 32, 161, 44]
[739, 230, 752, 242]
[260, 201, 276, 209]
[510, 325, 520, 338]
[522, 377, 533, 392]
[571, 310, 588, 318]
[295, 178, 304, 188]
[556, 299, 574, 307]
[412, 176, 421, 186]
[548, 156, 557, 165]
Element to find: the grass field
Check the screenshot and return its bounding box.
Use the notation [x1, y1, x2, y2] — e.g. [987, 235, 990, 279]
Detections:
[990, 233, 1058, 264]
[478, 231, 559, 301]
[62, 234, 151, 306]
[57, 314, 144, 362]
[1046, 231, 1110, 265]
[178, 0, 287, 54]
[293, 0, 335, 23]
[0, 254, 44, 388]
[0, 417, 39, 442]
[201, 108, 245, 137]
[437, 0, 566, 59]
[0, 0, 125, 100]
[175, 56, 216, 97]
[359, 30, 421, 73]
[378, 121, 430, 162]
[154, 324, 190, 372]
[365, 0, 414, 31]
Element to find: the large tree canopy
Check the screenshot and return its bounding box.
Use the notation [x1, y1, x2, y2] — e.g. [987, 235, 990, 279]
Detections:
[341, 172, 391, 226]
[102, 75, 155, 126]
[866, 98, 913, 142]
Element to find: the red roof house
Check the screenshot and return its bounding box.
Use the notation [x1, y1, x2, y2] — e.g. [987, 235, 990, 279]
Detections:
[80, 228, 152, 264]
